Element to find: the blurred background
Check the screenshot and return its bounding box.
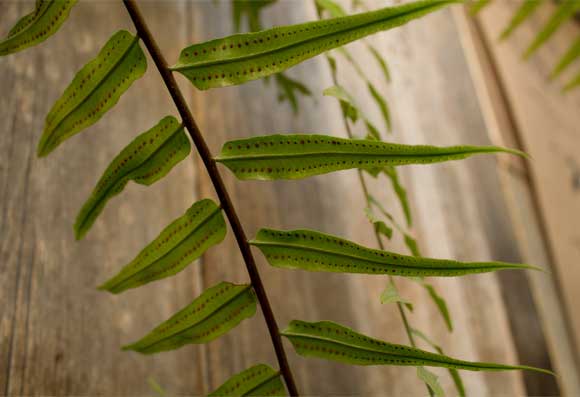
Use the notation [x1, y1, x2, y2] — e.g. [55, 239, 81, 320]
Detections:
[1, 0, 579, 396]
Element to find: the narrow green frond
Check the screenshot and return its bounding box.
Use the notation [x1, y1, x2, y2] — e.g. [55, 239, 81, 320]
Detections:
[250, 228, 542, 277]
[417, 367, 444, 397]
[383, 166, 411, 226]
[316, 0, 347, 18]
[499, 0, 544, 40]
[552, 37, 580, 78]
[275, 73, 312, 114]
[282, 320, 555, 375]
[99, 199, 226, 293]
[364, 207, 394, 240]
[564, 71, 580, 92]
[123, 282, 256, 354]
[367, 44, 391, 83]
[75, 116, 190, 239]
[524, 1, 580, 58]
[367, 82, 392, 132]
[215, 134, 525, 181]
[171, 0, 458, 89]
[209, 364, 286, 396]
[0, 0, 77, 56]
[38, 30, 147, 156]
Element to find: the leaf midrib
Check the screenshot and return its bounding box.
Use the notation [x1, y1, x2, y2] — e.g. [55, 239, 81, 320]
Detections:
[283, 332, 510, 371]
[137, 285, 252, 351]
[215, 148, 486, 162]
[251, 240, 506, 272]
[44, 35, 141, 147]
[172, 1, 443, 71]
[108, 204, 222, 290]
[78, 124, 183, 234]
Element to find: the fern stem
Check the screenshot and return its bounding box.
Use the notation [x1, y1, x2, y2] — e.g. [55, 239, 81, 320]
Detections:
[121, 1, 299, 395]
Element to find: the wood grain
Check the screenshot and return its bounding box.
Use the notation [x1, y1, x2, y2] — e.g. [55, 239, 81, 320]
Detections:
[0, 0, 554, 395]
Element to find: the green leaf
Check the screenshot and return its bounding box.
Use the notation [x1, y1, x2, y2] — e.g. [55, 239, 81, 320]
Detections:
[367, 82, 392, 133]
[316, 0, 347, 18]
[552, 37, 580, 78]
[232, 0, 275, 32]
[123, 282, 256, 354]
[99, 199, 226, 294]
[417, 367, 444, 397]
[470, 0, 491, 15]
[281, 319, 554, 374]
[250, 228, 542, 277]
[422, 281, 453, 331]
[0, 0, 77, 56]
[215, 134, 525, 181]
[364, 207, 393, 240]
[380, 281, 413, 310]
[564, 71, 580, 92]
[524, 1, 580, 58]
[209, 364, 286, 396]
[323, 85, 360, 123]
[171, 0, 458, 89]
[499, 0, 544, 40]
[38, 30, 147, 156]
[383, 166, 411, 226]
[367, 44, 391, 83]
[75, 116, 190, 239]
[274, 73, 312, 114]
[412, 328, 466, 397]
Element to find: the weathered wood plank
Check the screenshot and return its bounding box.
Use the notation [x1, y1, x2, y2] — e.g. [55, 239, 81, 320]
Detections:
[0, 1, 206, 394]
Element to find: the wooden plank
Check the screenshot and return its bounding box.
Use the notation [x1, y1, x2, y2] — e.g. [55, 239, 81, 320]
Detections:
[0, 2, 207, 394]
[461, 1, 580, 393]
[189, 0, 539, 395]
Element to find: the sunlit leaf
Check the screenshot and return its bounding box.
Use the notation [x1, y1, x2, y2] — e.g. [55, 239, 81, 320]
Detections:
[172, 0, 458, 89]
[412, 328, 466, 397]
[216, 134, 525, 181]
[552, 37, 580, 78]
[0, 0, 77, 56]
[524, 1, 580, 58]
[380, 281, 413, 310]
[417, 367, 444, 397]
[209, 364, 286, 396]
[250, 228, 542, 277]
[75, 116, 190, 239]
[499, 0, 544, 40]
[282, 320, 554, 374]
[99, 199, 226, 293]
[38, 30, 147, 156]
[123, 282, 256, 354]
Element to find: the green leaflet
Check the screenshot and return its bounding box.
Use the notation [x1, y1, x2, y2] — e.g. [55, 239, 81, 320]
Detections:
[281, 320, 554, 374]
[316, 0, 347, 18]
[75, 116, 191, 239]
[209, 364, 286, 396]
[0, 0, 77, 56]
[499, 0, 544, 40]
[232, 0, 275, 32]
[250, 228, 541, 277]
[470, 0, 491, 14]
[380, 281, 413, 310]
[323, 85, 380, 139]
[564, 71, 580, 92]
[524, 1, 580, 58]
[417, 367, 444, 397]
[383, 166, 412, 226]
[412, 328, 466, 397]
[99, 199, 226, 294]
[38, 30, 147, 156]
[367, 44, 391, 83]
[552, 37, 580, 78]
[123, 282, 256, 354]
[364, 207, 393, 240]
[215, 134, 525, 181]
[171, 0, 458, 89]
[367, 81, 392, 133]
[273, 73, 312, 114]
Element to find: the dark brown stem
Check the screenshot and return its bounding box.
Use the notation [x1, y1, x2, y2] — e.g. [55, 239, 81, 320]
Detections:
[121, 1, 299, 395]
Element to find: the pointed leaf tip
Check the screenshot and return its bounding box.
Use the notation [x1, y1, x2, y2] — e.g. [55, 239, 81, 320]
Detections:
[99, 199, 226, 293]
[123, 282, 256, 354]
